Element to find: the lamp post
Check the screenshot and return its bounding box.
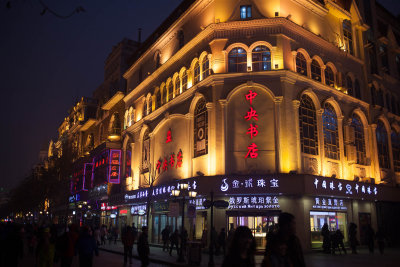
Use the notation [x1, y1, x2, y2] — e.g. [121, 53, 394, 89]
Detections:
[171, 182, 197, 263]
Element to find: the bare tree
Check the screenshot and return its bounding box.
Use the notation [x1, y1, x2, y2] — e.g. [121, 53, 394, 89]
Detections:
[139, 163, 160, 227]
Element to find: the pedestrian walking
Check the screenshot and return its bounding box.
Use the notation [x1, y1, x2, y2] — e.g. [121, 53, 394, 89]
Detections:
[100, 225, 107, 246]
[366, 224, 375, 254]
[332, 229, 346, 255]
[376, 228, 386, 254]
[76, 226, 99, 267]
[218, 228, 227, 256]
[57, 224, 79, 267]
[262, 212, 305, 267]
[349, 223, 358, 254]
[137, 226, 150, 267]
[121, 226, 135, 265]
[221, 226, 256, 267]
[93, 227, 101, 246]
[161, 225, 170, 252]
[132, 223, 138, 251]
[36, 227, 55, 267]
[169, 229, 180, 256]
[321, 223, 331, 254]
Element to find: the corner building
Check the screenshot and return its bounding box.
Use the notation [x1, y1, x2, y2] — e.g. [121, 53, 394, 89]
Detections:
[112, 0, 400, 251]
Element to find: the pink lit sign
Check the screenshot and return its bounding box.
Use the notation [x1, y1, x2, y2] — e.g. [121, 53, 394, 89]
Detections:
[108, 149, 121, 184]
[244, 90, 259, 158]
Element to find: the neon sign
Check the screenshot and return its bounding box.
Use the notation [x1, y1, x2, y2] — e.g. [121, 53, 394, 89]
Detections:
[83, 163, 93, 191]
[245, 90, 259, 158]
[166, 130, 172, 143]
[220, 177, 279, 192]
[312, 197, 347, 210]
[313, 177, 378, 196]
[228, 195, 280, 210]
[108, 149, 121, 184]
[156, 150, 183, 174]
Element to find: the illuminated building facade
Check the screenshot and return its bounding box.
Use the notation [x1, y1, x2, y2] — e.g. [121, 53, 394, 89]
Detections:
[110, 0, 400, 250]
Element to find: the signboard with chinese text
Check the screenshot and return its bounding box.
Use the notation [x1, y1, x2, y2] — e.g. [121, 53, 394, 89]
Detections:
[312, 197, 347, 210]
[108, 149, 121, 184]
[228, 195, 280, 210]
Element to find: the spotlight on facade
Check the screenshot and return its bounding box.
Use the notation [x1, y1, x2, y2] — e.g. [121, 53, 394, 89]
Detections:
[188, 191, 197, 198]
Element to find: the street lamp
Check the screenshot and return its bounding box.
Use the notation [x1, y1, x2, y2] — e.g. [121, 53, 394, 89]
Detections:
[172, 181, 196, 263]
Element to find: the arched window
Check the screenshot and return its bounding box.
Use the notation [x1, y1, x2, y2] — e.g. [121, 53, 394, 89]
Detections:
[142, 130, 150, 172]
[325, 66, 335, 87]
[174, 76, 180, 97]
[299, 95, 318, 155]
[323, 103, 340, 160]
[346, 76, 353, 96]
[182, 71, 188, 92]
[202, 56, 210, 79]
[392, 130, 400, 172]
[143, 98, 148, 117]
[311, 60, 321, 81]
[228, 47, 247, 72]
[162, 86, 167, 105]
[376, 121, 390, 169]
[354, 79, 361, 99]
[194, 98, 208, 157]
[155, 90, 162, 108]
[148, 96, 152, 114]
[193, 62, 200, 85]
[351, 114, 366, 165]
[167, 82, 173, 102]
[252, 45, 271, 71]
[296, 52, 307, 76]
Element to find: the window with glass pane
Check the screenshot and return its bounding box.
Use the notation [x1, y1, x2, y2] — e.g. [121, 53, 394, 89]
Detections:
[325, 66, 334, 87]
[311, 60, 321, 81]
[194, 98, 208, 157]
[346, 76, 353, 96]
[174, 77, 180, 97]
[296, 53, 307, 76]
[392, 131, 400, 172]
[323, 103, 340, 160]
[156, 90, 162, 108]
[228, 48, 247, 72]
[194, 62, 200, 85]
[148, 97, 152, 114]
[182, 71, 188, 91]
[343, 20, 353, 55]
[143, 100, 148, 117]
[240, 5, 251, 19]
[167, 82, 173, 102]
[351, 114, 366, 165]
[376, 121, 390, 169]
[162, 87, 167, 104]
[354, 79, 361, 99]
[299, 95, 318, 155]
[202, 57, 210, 79]
[380, 44, 389, 74]
[252, 46, 271, 71]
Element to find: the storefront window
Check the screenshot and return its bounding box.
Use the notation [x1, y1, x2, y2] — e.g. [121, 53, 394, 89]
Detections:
[310, 211, 348, 249]
[227, 213, 279, 249]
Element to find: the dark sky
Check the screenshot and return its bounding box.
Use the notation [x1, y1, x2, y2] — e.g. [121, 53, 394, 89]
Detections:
[0, 0, 399, 191]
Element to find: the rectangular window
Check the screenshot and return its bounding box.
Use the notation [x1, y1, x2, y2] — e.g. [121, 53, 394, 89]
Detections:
[240, 5, 252, 19]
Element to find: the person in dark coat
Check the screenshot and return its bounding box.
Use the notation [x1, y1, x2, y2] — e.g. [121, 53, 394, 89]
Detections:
[222, 226, 256, 267]
[161, 226, 170, 252]
[365, 224, 375, 254]
[121, 226, 135, 265]
[349, 223, 358, 254]
[332, 229, 346, 255]
[76, 226, 99, 267]
[321, 223, 331, 254]
[262, 212, 305, 267]
[137, 226, 150, 267]
[57, 224, 79, 267]
[375, 228, 386, 255]
[169, 229, 180, 256]
[218, 228, 227, 256]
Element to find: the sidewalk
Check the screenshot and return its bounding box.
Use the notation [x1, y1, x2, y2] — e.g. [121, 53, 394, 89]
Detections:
[99, 241, 400, 267]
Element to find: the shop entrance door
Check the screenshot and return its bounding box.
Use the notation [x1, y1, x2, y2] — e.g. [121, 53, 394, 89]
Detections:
[310, 211, 348, 249]
[227, 212, 280, 249]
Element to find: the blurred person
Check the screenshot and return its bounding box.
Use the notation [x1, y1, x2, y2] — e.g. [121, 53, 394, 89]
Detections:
[221, 226, 256, 267]
[76, 226, 99, 267]
[349, 223, 358, 254]
[121, 226, 135, 265]
[161, 225, 170, 252]
[36, 227, 55, 267]
[137, 226, 150, 267]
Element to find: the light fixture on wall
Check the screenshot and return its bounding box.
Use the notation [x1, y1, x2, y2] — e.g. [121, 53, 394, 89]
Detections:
[275, 12, 279, 17]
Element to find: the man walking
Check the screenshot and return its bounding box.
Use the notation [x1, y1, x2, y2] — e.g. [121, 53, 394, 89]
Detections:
[121, 226, 135, 265]
[137, 226, 150, 267]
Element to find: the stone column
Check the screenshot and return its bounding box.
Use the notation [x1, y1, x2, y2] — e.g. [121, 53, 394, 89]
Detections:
[218, 99, 227, 175]
[274, 96, 283, 173]
[317, 108, 325, 175]
[292, 100, 301, 172]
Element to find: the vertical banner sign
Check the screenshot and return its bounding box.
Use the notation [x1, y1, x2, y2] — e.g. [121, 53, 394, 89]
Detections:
[83, 163, 94, 191]
[109, 149, 121, 184]
[194, 101, 207, 157]
[245, 90, 259, 158]
[125, 151, 131, 178]
[142, 138, 150, 171]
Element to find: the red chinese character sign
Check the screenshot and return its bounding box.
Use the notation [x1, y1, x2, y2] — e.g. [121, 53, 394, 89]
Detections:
[166, 130, 172, 143]
[245, 90, 259, 158]
[156, 150, 183, 174]
[108, 149, 121, 184]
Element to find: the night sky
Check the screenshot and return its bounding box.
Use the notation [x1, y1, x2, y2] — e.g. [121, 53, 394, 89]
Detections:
[0, 0, 399, 191]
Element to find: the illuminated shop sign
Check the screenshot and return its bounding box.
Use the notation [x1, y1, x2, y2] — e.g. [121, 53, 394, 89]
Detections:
[83, 163, 94, 191]
[100, 203, 117, 211]
[156, 149, 183, 173]
[220, 177, 279, 192]
[125, 151, 131, 178]
[166, 129, 172, 143]
[313, 177, 378, 196]
[108, 149, 121, 184]
[69, 193, 80, 203]
[119, 209, 128, 215]
[124, 179, 198, 202]
[131, 204, 147, 215]
[245, 90, 259, 158]
[228, 195, 280, 210]
[188, 197, 207, 210]
[312, 197, 347, 210]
